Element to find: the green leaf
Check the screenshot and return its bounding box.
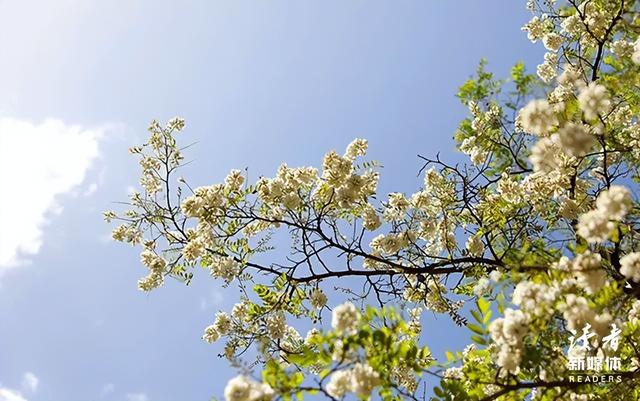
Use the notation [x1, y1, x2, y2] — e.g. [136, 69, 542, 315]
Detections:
[467, 323, 486, 335]
[477, 298, 490, 315]
[471, 335, 487, 345]
[274, 273, 288, 290]
[470, 309, 483, 324]
[496, 293, 505, 314]
[291, 372, 304, 387]
[483, 310, 493, 325]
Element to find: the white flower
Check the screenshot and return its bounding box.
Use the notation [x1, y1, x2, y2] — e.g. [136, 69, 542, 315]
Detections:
[569, 393, 591, 401]
[629, 300, 640, 325]
[345, 138, 368, 160]
[578, 83, 611, 120]
[513, 281, 559, 317]
[519, 99, 558, 136]
[168, 117, 185, 131]
[211, 256, 240, 283]
[409, 307, 423, 321]
[465, 234, 484, 257]
[632, 38, 640, 64]
[620, 252, 640, 283]
[232, 301, 251, 322]
[576, 209, 613, 243]
[139, 155, 160, 171]
[576, 185, 632, 243]
[305, 328, 320, 344]
[322, 151, 353, 186]
[251, 383, 275, 401]
[558, 65, 583, 89]
[326, 370, 352, 399]
[595, 185, 632, 221]
[390, 365, 418, 392]
[459, 134, 489, 165]
[497, 172, 523, 204]
[387, 192, 410, 215]
[332, 302, 361, 335]
[561, 15, 582, 36]
[611, 40, 634, 58]
[410, 191, 433, 211]
[443, 367, 463, 380]
[530, 137, 560, 173]
[225, 375, 252, 401]
[463, 343, 477, 358]
[182, 238, 206, 261]
[560, 294, 611, 337]
[140, 250, 166, 272]
[362, 204, 381, 231]
[224, 375, 274, 401]
[489, 270, 502, 282]
[537, 53, 558, 83]
[138, 271, 164, 291]
[552, 122, 594, 157]
[572, 251, 607, 294]
[559, 198, 580, 220]
[225, 169, 245, 191]
[473, 277, 491, 297]
[309, 288, 328, 309]
[331, 339, 357, 363]
[214, 312, 232, 335]
[552, 256, 572, 271]
[489, 308, 529, 375]
[522, 16, 548, 42]
[350, 363, 380, 396]
[203, 325, 219, 343]
[181, 195, 205, 217]
[543, 32, 563, 51]
[370, 233, 407, 255]
[266, 313, 286, 339]
[499, 309, 529, 345]
[281, 326, 303, 353]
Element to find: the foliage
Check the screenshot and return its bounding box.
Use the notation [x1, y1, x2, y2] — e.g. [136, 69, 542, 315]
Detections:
[107, 1, 640, 400]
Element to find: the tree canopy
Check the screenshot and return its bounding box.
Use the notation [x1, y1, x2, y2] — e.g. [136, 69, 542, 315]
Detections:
[107, 1, 640, 400]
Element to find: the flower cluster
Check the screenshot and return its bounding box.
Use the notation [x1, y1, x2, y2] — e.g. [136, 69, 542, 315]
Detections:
[309, 288, 328, 309]
[489, 309, 529, 375]
[537, 52, 558, 83]
[620, 252, 640, 283]
[512, 281, 559, 318]
[577, 185, 631, 243]
[571, 251, 607, 295]
[224, 375, 274, 401]
[519, 99, 557, 136]
[577, 82, 611, 121]
[202, 312, 233, 344]
[560, 294, 611, 338]
[107, 1, 640, 398]
[522, 16, 550, 42]
[326, 363, 381, 399]
[138, 249, 166, 291]
[331, 302, 361, 335]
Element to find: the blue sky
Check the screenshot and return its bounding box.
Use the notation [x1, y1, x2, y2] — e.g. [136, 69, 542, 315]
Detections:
[0, 1, 544, 400]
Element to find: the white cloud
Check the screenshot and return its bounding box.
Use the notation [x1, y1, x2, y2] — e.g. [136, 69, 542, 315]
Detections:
[199, 289, 224, 311]
[125, 393, 149, 401]
[100, 383, 115, 398]
[20, 373, 38, 393]
[0, 387, 27, 401]
[83, 182, 98, 197]
[0, 117, 101, 272]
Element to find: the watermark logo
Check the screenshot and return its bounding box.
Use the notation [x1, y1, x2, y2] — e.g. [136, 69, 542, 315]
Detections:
[566, 323, 624, 383]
